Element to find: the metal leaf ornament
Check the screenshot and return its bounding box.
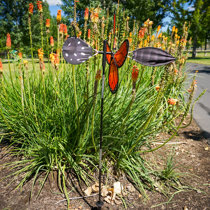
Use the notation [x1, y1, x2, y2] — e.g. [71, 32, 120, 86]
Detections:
[62, 37, 93, 65]
[132, 47, 175, 66]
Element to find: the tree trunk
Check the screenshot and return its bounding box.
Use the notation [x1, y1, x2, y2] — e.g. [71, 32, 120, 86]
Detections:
[192, 35, 197, 59]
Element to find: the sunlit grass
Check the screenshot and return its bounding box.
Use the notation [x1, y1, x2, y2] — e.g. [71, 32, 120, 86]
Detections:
[187, 52, 210, 65]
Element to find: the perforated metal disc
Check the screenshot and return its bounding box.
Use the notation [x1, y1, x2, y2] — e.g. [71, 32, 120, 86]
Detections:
[132, 47, 175, 66]
[62, 37, 93, 65]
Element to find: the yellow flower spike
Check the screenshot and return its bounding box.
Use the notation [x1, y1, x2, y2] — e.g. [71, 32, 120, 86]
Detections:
[176, 40, 179, 45]
[172, 26, 176, 32]
[162, 45, 166, 50]
[175, 28, 178, 34]
[151, 35, 155, 41]
[149, 21, 153, 26]
[139, 40, 143, 48]
[158, 33, 162, 38]
[157, 25, 161, 33]
[129, 32, 132, 37]
[144, 39, 148, 47]
[147, 35, 150, 42]
[23, 60, 28, 65]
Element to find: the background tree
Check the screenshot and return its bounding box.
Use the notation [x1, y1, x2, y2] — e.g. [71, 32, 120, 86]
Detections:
[0, 0, 53, 55]
[61, 0, 173, 28]
[169, 0, 210, 58]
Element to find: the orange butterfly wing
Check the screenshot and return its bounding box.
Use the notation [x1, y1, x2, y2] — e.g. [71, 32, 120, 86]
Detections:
[106, 42, 112, 65]
[114, 39, 129, 68]
[108, 58, 118, 94]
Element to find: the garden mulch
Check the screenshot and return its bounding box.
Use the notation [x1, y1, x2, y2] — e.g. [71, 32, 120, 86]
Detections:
[0, 118, 209, 210]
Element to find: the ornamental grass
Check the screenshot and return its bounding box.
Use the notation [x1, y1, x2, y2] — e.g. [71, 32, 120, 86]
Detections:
[0, 2, 205, 208]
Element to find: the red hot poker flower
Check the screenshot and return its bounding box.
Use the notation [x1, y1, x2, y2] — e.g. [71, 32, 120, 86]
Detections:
[18, 52, 23, 59]
[59, 24, 64, 33]
[57, 10, 62, 24]
[84, 8, 89, 20]
[63, 24, 67, 35]
[168, 98, 178, 105]
[138, 27, 146, 39]
[88, 29, 91, 39]
[28, 3, 34, 15]
[50, 36, 54, 47]
[132, 65, 139, 82]
[36, 1, 43, 12]
[46, 19, 50, 28]
[6, 33, 11, 49]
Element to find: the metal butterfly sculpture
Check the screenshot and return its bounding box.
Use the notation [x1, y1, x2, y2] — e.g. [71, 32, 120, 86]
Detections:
[62, 37, 175, 93]
[62, 27, 175, 209]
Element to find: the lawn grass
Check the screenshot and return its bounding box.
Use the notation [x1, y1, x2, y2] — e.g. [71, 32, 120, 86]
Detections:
[187, 52, 210, 65]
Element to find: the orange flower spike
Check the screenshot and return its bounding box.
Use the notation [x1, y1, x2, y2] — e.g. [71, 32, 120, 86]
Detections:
[155, 85, 160, 91]
[6, 33, 11, 49]
[84, 8, 89, 20]
[0, 59, 3, 72]
[63, 24, 67, 35]
[36, 1, 43, 12]
[50, 36, 54, 47]
[18, 52, 23, 59]
[174, 68, 178, 75]
[54, 53, 60, 65]
[57, 10, 62, 24]
[38, 48, 44, 61]
[132, 65, 139, 82]
[46, 19, 50, 28]
[88, 29, 91, 39]
[138, 27, 145, 39]
[158, 33, 162, 39]
[193, 80, 197, 86]
[28, 3, 34, 15]
[59, 23, 64, 33]
[168, 98, 178, 105]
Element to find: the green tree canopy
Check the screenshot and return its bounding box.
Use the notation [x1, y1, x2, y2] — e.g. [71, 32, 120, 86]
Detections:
[0, 0, 52, 55]
[169, 0, 210, 58]
[61, 0, 173, 28]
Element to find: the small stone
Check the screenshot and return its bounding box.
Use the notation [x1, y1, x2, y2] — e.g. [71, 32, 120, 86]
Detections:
[204, 147, 208, 151]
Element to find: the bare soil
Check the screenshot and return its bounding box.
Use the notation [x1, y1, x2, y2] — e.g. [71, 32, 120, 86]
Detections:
[0, 119, 209, 210]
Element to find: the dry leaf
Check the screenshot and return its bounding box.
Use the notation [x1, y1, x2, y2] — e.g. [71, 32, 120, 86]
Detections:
[184, 206, 188, 210]
[101, 186, 109, 197]
[114, 181, 123, 194]
[139, 194, 142, 198]
[126, 184, 135, 192]
[92, 183, 99, 192]
[104, 195, 112, 204]
[84, 186, 92, 196]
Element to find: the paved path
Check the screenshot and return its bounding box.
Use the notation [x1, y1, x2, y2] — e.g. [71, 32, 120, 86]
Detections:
[186, 63, 210, 143]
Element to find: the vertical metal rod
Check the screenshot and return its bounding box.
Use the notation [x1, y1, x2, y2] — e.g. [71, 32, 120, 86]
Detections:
[96, 40, 106, 209]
